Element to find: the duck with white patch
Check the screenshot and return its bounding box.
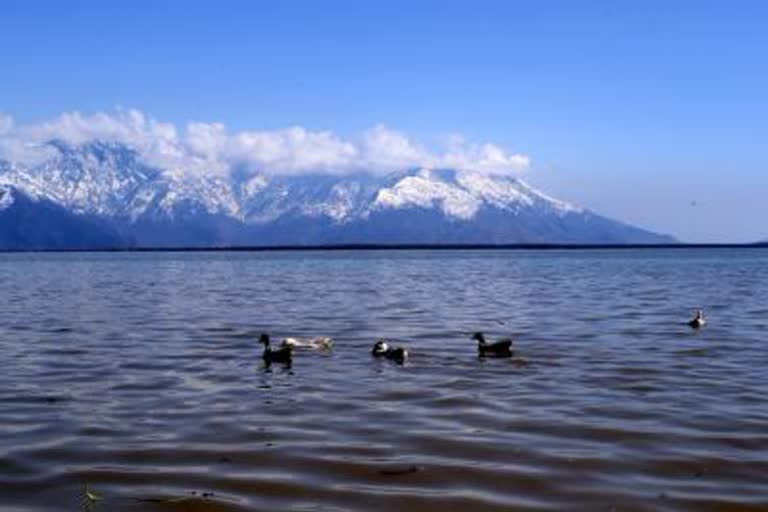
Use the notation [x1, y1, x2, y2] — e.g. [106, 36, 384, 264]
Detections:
[472, 332, 513, 358]
[688, 310, 706, 329]
[260, 333, 292, 364]
[280, 336, 333, 350]
[371, 340, 409, 364]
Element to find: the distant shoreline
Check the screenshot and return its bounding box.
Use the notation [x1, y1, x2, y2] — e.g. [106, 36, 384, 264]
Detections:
[1, 243, 766, 253]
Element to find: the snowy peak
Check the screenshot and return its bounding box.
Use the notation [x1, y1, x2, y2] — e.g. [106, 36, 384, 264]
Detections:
[373, 168, 581, 220]
[0, 140, 243, 221]
[0, 140, 676, 246]
[0, 185, 14, 211]
[0, 141, 581, 224]
[0, 139, 161, 218]
[235, 173, 378, 224]
[374, 169, 481, 219]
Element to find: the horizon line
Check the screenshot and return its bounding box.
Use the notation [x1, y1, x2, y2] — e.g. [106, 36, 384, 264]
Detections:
[2, 243, 766, 254]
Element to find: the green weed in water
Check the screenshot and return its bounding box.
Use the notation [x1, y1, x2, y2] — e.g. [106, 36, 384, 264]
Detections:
[80, 482, 102, 512]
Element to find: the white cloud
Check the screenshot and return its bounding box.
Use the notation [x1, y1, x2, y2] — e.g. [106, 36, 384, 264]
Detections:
[440, 142, 530, 174]
[0, 109, 530, 176]
[233, 126, 359, 175]
[0, 114, 13, 135]
[0, 113, 55, 164]
[360, 124, 431, 170]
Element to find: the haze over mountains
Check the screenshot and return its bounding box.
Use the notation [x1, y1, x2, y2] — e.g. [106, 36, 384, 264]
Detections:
[0, 140, 675, 249]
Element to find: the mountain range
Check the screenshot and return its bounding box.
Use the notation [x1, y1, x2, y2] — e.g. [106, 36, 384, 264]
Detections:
[0, 140, 675, 249]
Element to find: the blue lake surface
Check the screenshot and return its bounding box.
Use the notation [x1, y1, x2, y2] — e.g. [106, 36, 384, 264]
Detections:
[0, 249, 766, 511]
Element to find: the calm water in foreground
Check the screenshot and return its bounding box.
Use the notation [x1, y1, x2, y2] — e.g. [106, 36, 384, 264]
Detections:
[0, 249, 767, 512]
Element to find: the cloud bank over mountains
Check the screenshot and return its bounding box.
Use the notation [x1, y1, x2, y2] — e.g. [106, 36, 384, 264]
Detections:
[0, 111, 677, 248]
[0, 109, 530, 177]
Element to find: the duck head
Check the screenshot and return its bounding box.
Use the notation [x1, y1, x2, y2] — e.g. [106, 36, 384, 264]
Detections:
[372, 340, 390, 355]
[471, 332, 486, 343]
[259, 333, 271, 346]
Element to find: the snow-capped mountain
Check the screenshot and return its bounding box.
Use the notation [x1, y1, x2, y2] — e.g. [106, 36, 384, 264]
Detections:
[0, 140, 675, 248]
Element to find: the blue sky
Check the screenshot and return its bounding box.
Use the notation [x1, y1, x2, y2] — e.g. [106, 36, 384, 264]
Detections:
[1, 0, 766, 242]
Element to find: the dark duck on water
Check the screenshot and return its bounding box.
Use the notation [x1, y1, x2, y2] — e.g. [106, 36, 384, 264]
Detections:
[371, 340, 409, 364]
[260, 333, 292, 364]
[688, 309, 706, 329]
[472, 332, 513, 357]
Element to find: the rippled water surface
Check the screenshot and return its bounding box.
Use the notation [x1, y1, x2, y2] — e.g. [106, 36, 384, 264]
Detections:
[1, 249, 767, 511]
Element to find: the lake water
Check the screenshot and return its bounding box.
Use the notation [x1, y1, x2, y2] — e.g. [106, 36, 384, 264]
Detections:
[0, 249, 767, 511]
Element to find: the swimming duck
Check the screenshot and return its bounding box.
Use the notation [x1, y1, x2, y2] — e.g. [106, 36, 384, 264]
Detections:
[688, 310, 706, 329]
[472, 332, 513, 357]
[260, 333, 292, 364]
[371, 340, 409, 364]
[280, 336, 333, 350]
